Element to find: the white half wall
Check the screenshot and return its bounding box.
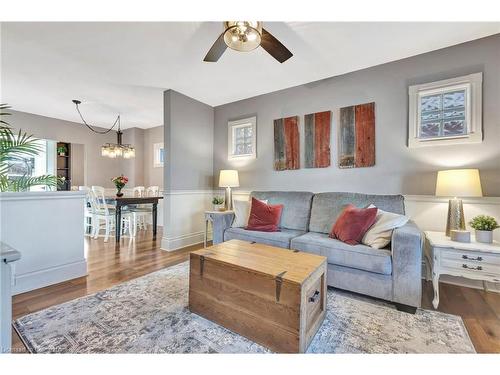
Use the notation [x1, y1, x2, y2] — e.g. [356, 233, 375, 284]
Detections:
[0, 191, 87, 295]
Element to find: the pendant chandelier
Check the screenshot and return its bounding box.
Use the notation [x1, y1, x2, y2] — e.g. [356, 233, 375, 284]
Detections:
[72, 99, 135, 159]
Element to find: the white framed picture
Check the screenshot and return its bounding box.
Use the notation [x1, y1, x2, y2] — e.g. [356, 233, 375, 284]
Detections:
[153, 142, 164, 168]
[227, 116, 257, 160]
[408, 72, 482, 148]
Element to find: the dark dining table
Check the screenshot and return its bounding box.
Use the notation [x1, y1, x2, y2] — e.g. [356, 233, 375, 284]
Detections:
[105, 196, 163, 242]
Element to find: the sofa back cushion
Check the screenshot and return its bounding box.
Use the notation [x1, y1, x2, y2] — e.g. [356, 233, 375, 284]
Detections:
[250, 191, 314, 231]
[309, 192, 405, 234]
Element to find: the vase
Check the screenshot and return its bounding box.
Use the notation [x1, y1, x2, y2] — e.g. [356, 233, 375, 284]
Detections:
[213, 204, 225, 212]
[116, 188, 124, 197]
[475, 230, 493, 244]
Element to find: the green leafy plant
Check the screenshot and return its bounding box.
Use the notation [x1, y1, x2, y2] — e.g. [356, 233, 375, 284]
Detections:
[57, 145, 67, 154]
[212, 196, 224, 205]
[469, 215, 499, 231]
[0, 104, 61, 192]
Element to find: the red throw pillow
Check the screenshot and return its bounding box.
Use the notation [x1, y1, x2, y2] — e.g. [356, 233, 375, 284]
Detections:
[246, 197, 284, 232]
[330, 204, 378, 245]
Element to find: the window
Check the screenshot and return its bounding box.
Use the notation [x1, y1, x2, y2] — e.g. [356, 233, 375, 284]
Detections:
[228, 116, 256, 160]
[7, 139, 56, 191]
[408, 73, 482, 148]
[153, 142, 164, 168]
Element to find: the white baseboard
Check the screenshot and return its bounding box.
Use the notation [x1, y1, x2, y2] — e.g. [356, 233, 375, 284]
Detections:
[12, 260, 88, 295]
[161, 231, 205, 252]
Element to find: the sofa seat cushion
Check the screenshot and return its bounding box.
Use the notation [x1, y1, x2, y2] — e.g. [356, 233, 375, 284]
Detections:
[224, 227, 304, 249]
[290, 232, 392, 275]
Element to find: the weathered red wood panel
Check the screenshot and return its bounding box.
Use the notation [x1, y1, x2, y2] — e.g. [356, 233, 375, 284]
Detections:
[314, 111, 331, 168]
[354, 103, 375, 167]
[284, 116, 300, 170]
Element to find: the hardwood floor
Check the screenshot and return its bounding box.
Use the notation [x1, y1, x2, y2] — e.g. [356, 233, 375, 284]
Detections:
[11, 231, 500, 353]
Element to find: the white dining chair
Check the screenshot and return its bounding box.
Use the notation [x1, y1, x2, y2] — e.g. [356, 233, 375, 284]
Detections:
[129, 186, 160, 231]
[132, 186, 145, 198]
[83, 190, 94, 235]
[89, 189, 133, 241]
[146, 186, 160, 197]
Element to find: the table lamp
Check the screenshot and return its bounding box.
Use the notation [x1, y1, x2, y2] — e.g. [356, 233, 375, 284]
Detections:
[435, 169, 482, 236]
[219, 170, 239, 210]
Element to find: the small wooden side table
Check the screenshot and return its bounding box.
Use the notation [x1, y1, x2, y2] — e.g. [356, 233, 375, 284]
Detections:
[204, 210, 233, 248]
[424, 231, 500, 309]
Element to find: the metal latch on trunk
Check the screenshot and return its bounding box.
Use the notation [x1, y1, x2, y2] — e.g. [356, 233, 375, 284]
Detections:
[275, 271, 287, 302]
[199, 253, 213, 277]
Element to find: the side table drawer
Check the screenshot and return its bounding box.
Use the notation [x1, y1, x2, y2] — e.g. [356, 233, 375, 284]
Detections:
[441, 249, 500, 266]
[441, 258, 500, 276]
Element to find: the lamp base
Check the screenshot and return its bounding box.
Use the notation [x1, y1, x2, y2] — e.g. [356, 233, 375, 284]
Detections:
[446, 198, 465, 236]
[224, 187, 233, 211]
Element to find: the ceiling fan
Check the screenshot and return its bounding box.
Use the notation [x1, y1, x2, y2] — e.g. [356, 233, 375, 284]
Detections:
[204, 21, 293, 63]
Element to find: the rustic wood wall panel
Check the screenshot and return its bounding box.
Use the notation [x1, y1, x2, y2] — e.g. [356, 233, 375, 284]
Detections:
[274, 116, 299, 170]
[304, 115, 314, 168]
[304, 111, 331, 168]
[274, 118, 285, 170]
[354, 102, 375, 167]
[339, 102, 375, 168]
[339, 106, 355, 168]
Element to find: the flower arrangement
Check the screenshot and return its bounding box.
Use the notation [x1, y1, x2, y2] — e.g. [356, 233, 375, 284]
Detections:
[111, 174, 128, 197]
[469, 215, 499, 231]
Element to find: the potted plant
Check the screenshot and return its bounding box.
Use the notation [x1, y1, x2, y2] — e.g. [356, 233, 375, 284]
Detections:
[469, 215, 499, 244]
[111, 174, 129, 197]
[57, 145, 67, 156]
[212, 196, 225, 211]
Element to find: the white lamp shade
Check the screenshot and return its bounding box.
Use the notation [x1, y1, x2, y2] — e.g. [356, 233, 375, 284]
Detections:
[219, 170, 239, 188]
[435, 169, 483, 197]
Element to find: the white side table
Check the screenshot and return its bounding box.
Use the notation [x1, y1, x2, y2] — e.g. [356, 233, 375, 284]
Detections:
[1, 242, 21, 353]
[204, 210, 233, 248]
[424, 231, 500, 309]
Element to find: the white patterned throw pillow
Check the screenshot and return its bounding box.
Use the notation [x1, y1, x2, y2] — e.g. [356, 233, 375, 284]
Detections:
[232, 198, 268, 228]
[362, 204, 409, 249]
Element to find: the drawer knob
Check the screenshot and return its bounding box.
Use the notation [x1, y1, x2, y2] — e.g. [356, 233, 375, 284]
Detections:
[309, 290, 320, 303]
[462, 264, 483, 271]
[462, 255, 483, 261]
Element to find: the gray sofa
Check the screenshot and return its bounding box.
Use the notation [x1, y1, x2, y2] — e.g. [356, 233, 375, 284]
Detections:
[212, 191, 423, 312]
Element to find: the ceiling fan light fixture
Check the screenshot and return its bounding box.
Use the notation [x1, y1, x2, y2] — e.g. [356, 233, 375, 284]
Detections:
[223, 21, 262, 52]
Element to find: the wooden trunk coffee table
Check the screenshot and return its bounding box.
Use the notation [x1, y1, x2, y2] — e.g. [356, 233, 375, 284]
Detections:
[188, 239, 327, 353]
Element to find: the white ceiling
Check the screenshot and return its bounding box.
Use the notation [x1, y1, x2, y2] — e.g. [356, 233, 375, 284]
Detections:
[1, 22, 499, 129]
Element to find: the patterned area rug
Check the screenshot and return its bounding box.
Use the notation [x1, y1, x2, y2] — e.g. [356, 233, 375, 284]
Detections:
[14, 262, 475, 353]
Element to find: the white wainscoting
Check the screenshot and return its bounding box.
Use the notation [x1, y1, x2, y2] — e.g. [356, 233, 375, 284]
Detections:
[160, 190, 214, 251]
[0, 191, 88, 295]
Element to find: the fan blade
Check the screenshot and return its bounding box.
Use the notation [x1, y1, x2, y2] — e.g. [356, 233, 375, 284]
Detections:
[260, 28, 293, 63]
[203, 33, 227, 62]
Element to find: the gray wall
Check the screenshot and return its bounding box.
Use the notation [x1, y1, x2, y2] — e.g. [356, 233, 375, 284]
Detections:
[70, 143, 85, 186]
[9, 110, 120, 187]
[121, 127, 145, 187]
[164, 89, 214, 191]
[8, 110, 147, 188]
[143, 125, 164, 188]
[213, 34, 500, 196]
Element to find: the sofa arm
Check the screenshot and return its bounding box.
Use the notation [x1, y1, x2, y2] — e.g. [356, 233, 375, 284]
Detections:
[391, 220, 423, 307]
[210, 212, 235, 245]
